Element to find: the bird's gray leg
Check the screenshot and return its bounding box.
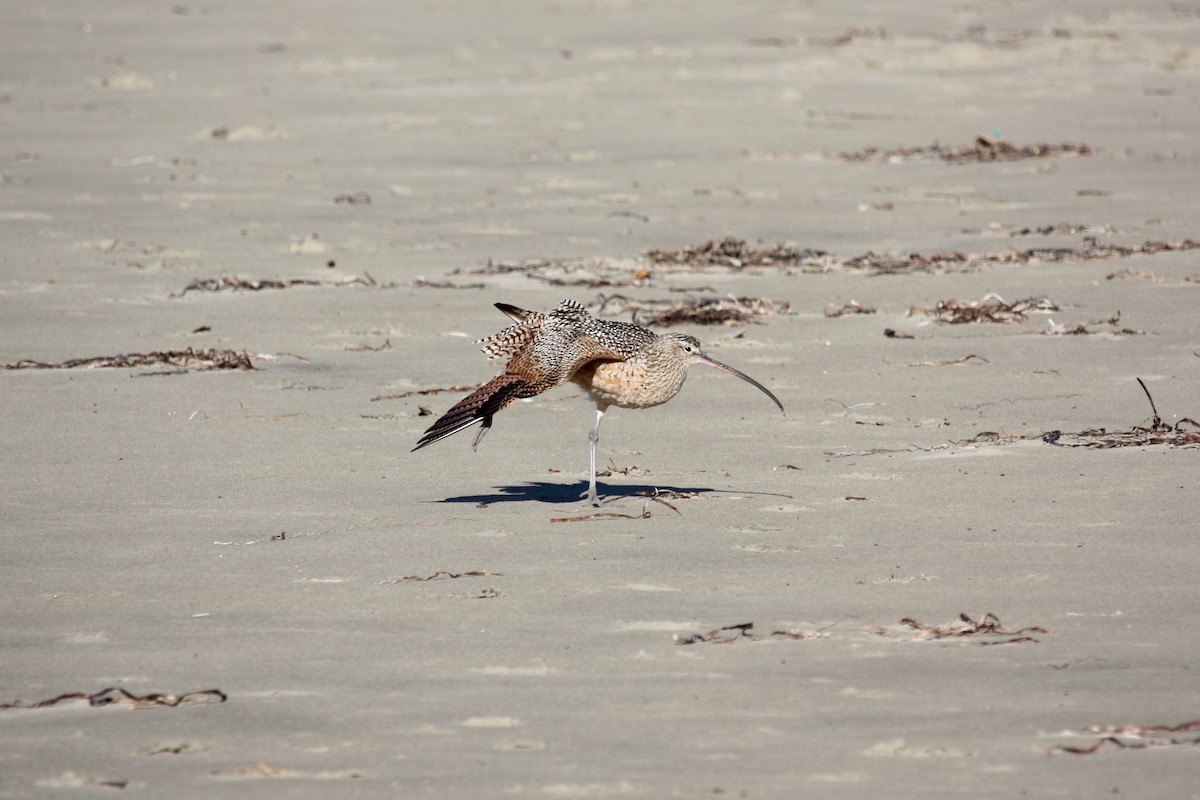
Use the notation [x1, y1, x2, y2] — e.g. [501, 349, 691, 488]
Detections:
[585, 407, 605, 506]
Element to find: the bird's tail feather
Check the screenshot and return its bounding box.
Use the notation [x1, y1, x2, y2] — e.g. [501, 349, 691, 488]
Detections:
[412, 374, 533, 451]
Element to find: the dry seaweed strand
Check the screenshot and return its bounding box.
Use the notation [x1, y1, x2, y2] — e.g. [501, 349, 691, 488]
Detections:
[908, 354, 991, 367]
[2, 348, 253, 371]
[908, 293, 1059, 324]
[868, 613, 1047, 644]
[595, 293, 792, 326]
[370, 382, 487, 402]
[825, 300, 877, 318]
[836, 136, 1094, 164]
[550, 509, 653, 523]
[1044, 378, 1200, 448]
[445, 236, 1198, 286]
[379, 570, 501, 584]
[1106, 268, 1200, 284]
[1049, 719, 1200, 755]
[1, 687, 227, 711]
[174, 272, 391, 295]
[647, 237, 825, 269]
[844, 238, 1200, 276]
[674, 622, 825, 645]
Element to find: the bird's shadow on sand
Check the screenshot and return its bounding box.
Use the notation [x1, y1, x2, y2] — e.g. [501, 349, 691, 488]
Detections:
[437, 481, 716, 505]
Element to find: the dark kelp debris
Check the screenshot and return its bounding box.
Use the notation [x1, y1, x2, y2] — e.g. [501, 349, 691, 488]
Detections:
[868, 613, 1047, 644]
[1049, 719, 1200, 755]
[836, 136, 1094, 163]
[674, 622, 826, 645]
[595, 293, 793, 326]
[3, 348, 253, 371]
[1, 687, 227, 711]
[909, 294, 1059, 324]
[1044, 378, 1200, 448]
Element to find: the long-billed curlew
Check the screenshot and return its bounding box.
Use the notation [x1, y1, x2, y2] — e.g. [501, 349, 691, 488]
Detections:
[412, 299, 784, 505]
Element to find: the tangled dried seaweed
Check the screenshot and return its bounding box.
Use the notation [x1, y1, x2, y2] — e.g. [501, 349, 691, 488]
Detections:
[594, 293, 792, 326]
[453, 258, 654, 289]
[370, 382, 486, 402]
[674, 622, 827, 645]
[1, 687, 227, 711]
[837, 136, 1094, 163]
[646, 237, 826, 270]
[908, 354, 991, 367]
[843, 238, 1200, 275]
[909, 293, 1059, 324]
[868, 613, 1047, 645]
[449, 237, 1198, 286]
[550, 510, 653, 523]
[1045, 378, 1200, 448]
[1105, 268, 1200, 284]
[2, 348, 254, 372]
[1049, 719, 1200, 755]
[825, 300, 877, 318]
[174, 272, 393, 295]
[378, 570, 501, 584]
[1010, 223, 1115, 237]
[1041, 313, 1141, 336]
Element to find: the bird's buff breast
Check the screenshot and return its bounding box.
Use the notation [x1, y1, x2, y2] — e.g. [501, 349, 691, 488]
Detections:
[575, 361, 686, 409]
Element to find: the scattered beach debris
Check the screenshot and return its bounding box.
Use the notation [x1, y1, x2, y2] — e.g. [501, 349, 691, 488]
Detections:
[174, 272, 391, 295]
[908, 354, 991, 367]
[345, 339, 391, 352]
[836, 136, 1093, 164]
[1105, 268, 1200, 284]
[333, 191, 371, 205]
[1044, 378, 1200, 448]
[2, 348, 253, 372]
[594, 293, 792, 326]
[1009, 223, 1116, 237]
[867, 613, 1047, 645]
[908, 293, 1059, 324]
[1, 687, 227, 711]
[453, 258, 654, 288]
[883, 328, 914, 339]
[550, 509, 653, 523]
[378, 570, 501, 584]
[449, 237, 1199, 285]
[674, 622, 827, 645]
[1049, 719, 1200, 755]
[842, 238, 1200, 275]
[370, 382, 486, 402]
[1041, 311, 1140, 336]
[629, 488, 693, 515]
[596, 458, 649, 479]
[825, 300, 877, 318]
[646, 237, 824, 270]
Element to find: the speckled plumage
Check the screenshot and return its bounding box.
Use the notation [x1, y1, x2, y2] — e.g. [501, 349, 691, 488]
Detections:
[413, 300, 784, 505]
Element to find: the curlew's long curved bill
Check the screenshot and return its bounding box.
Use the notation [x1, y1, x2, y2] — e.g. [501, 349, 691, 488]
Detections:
[696, 354, 785, 414]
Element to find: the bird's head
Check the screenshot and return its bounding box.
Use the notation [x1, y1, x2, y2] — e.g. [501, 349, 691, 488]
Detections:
[652, 332, 784, 413]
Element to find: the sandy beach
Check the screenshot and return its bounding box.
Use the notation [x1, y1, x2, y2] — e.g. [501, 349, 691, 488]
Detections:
[3, 1, 1199, 796]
